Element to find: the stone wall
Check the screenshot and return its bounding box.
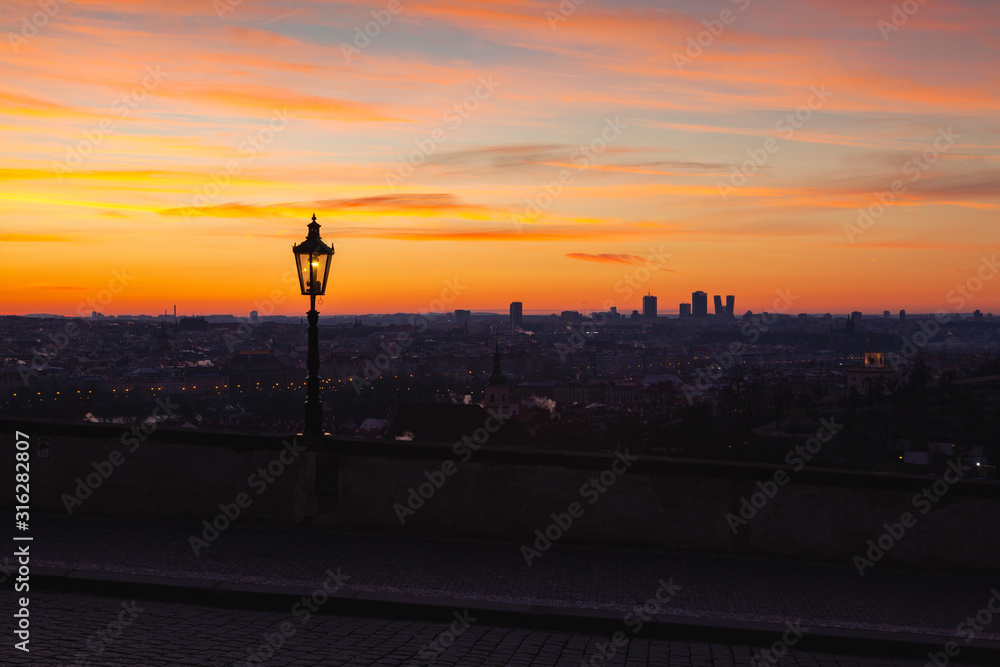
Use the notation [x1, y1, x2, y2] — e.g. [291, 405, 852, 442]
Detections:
[2, 420, 997, 572]
[331, 449, 999, 572]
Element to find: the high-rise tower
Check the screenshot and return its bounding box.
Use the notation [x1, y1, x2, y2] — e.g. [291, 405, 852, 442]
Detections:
[692, 291, 708, 317]
[510, 301, 523, 333]
[642, 294, 657, 321]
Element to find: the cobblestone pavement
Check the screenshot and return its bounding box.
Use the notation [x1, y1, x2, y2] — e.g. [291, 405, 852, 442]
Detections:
[21, 513, 1000, 640]
[3, 589, 995, 667]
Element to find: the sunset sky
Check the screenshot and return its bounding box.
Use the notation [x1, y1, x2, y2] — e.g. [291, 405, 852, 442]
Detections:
[1, 0, 998, 317]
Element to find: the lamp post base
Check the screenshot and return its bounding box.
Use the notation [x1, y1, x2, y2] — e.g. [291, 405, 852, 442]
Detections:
[304, 303, 323, 436]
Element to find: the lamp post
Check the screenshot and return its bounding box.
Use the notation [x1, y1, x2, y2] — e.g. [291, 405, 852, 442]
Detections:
[292, 214, 334, 436]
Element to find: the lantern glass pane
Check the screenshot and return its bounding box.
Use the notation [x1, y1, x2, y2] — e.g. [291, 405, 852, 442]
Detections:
[314, 251, 332, 294]
[294, 250, 309, 294]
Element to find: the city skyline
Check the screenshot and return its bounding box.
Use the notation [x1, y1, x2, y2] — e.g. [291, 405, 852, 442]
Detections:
[2, 1, 999, 316]
[8, 304, 993, 319]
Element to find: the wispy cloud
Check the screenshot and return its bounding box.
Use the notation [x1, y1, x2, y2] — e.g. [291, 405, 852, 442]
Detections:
[0, 233, 78, 243]
[565, 253, 647, 265]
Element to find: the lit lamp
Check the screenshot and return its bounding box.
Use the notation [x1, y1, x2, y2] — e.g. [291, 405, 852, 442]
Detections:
[292, 214, 334, 436]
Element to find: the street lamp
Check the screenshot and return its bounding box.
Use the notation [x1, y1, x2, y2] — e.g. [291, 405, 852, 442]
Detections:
[292, 214, 334, 436]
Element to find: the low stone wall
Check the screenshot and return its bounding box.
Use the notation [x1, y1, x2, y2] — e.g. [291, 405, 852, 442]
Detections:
[332, 447, 999, 572]
[2, 419, 997, 572]
[0, 423, 312, 524]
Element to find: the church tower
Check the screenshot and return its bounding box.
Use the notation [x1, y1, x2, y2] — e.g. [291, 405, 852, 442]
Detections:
[484, 342, 512, 417]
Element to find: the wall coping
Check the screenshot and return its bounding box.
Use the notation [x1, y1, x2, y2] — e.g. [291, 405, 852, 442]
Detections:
[3, 417, 997, 498]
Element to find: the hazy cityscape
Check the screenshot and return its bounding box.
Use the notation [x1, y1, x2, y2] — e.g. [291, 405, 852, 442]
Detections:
[4, 299, 998, 475]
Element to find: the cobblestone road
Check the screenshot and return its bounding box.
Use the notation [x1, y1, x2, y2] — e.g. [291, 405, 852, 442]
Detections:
[3, 590, 994, 667]
[22, 513, 1000, 640]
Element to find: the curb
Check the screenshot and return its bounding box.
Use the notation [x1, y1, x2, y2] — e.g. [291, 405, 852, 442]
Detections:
[32, 567, 1000, 663]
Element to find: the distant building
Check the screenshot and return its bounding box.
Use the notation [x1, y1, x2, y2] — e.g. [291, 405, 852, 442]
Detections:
[510, 301, 523, 332]
[484, 344, 514, 418]
[679, 303, 691, 318]
[725, 295, 735, 317]
[454, 309, 471, 326]
[156, 321, 171, 352]
[515, 379, 604, 405]
[900, 310, 906, 320]
[692, 291, 708, 317]
[883, 310, 891, 319]
[846, 351, 897, 396]
[226, 350, 287, 395]
[852, 311, 863, 322]
[179, 316, 208, 331]
[358, 418, 388, 438]
[713, 295, 724, 316]
[642, 294, 657, 321]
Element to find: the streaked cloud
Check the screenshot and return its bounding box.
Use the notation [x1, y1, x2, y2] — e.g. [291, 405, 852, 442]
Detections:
[565, 253, 647, 265]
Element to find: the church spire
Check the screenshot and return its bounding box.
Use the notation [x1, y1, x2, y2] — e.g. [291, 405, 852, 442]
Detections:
[487, 341, 506, 386]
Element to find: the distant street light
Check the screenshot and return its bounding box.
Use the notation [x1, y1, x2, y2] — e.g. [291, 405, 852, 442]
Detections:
[292, 214, 334, 436]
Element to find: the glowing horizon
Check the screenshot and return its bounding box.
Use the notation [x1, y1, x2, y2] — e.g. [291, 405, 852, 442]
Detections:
[1, 0, 998, 317]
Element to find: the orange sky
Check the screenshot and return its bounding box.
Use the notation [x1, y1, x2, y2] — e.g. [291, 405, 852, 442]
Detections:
[1, 0, 998, 316]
